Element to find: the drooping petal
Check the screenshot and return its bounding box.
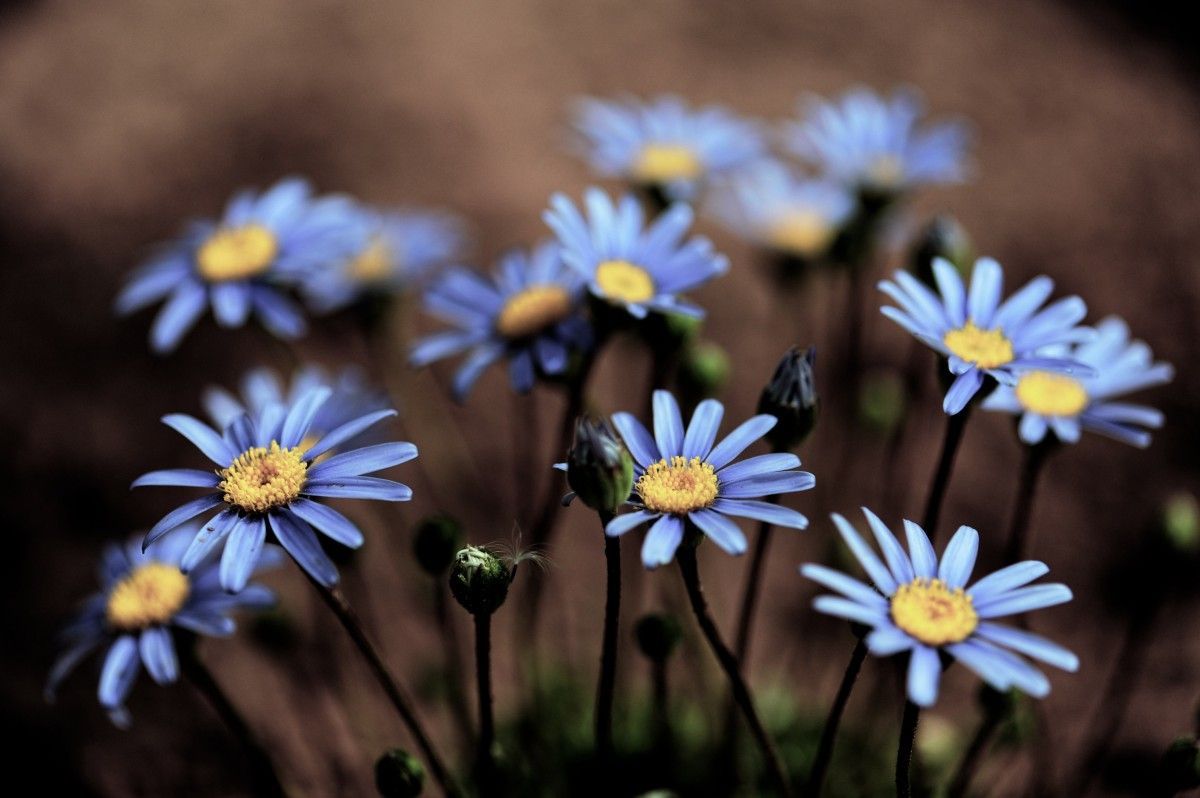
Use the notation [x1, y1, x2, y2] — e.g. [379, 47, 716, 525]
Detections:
[906, 645, 942, 707]
[287, 498, 365, 548]
[271, 512, 339, 586]
[689, 508, 748, 555]
[975, 623, 1079, 672]
[138, 626, 179, 685]
[98, 636, 140, 710]
[641, 514, 684, 569]
[605, 510, 658, 537]
[220, 516, 266, 593]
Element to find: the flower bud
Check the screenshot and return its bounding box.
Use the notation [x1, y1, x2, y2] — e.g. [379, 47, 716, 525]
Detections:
[449, 546, 510, 616]
[635, 613, 683, 663]
[677, 340, 731, 404]
[1163, 492, 1200, 553]
[412, 515, 464, 576]
[858, 368, 907, 435]
[374, 748, 426, 797]
[910, 215, 973, 287]
[758, 346, 818, 450]
[567, 416, 634, 515]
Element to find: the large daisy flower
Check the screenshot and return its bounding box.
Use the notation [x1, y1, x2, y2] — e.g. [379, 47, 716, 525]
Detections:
[544, 187, 728, 319]
[408, 241, 592, 400]
[133, 386, 412, 591]
[983, 315, 1174, 448]
[45, 528, 279, 727]
[802, 508, 1078, 707]
[879, 257, 1094, 414]
[605, 390, 813, 568]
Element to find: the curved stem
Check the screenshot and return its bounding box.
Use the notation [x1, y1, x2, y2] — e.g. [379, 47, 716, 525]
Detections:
[308, 578, 459, 797]
[677, 544, 791, 796]
[807, 636, 868, 797]
[474, 612, 495, 792]
[1003, 440, 1054, 564]
[921, 404, 972, 543]
[947, 702, 1005, 798]
[896, 700, 921, 798]
[595, 514, 621, 765]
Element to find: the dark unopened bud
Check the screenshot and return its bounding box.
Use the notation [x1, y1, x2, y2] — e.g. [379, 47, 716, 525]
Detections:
[758, 346, 818, 450]
[567, 416, 634, 515]
[1159, 736, 1200, 793]
[635, 613, 683, 663]
[375, 748, 425, 797]
[413, 515, 464, 576]
[910, 215, 973, 287]
[677, 340, 731, 402]
[449, 546, 510, 616]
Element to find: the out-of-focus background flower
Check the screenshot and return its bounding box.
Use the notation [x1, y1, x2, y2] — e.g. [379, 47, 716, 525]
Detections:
[1, 1, 1197, 795]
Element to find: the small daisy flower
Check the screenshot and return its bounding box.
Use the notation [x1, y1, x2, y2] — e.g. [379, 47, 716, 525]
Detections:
[983, 316, 1174, 448]
[133, 386, 412, 591]
[116, 177, 362, 353]
[302, 205, 467, 313]
[544, 187, 728, 319]
[408, 241, 592, 400]
[45, 528, 279, 727]
[802, 508, 1078, 707]
[879, 257, 1094, 414]
[784, 87, 970, 196]
[606, 390, 813, 569]
[707, 160, 856, 260]
[571, 94, 766, 202]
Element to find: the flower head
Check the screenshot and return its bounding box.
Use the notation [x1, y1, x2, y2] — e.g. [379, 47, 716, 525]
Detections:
[802, 508, 1078, 707]
[45, 528, 279, 726]
[133, 386, 413, 591]
[784, 87, 970, 196]
[983, 316, 1174, 448]
[449, 546, 511, 616]
[571, 95, 766, 202]
[115, 177, 362, 353]
[566, 416, 635, 515]
[605, 390, 813, 569]
[409, 241, 591, 400]
[544, 187, 728, 319]
[879, 257, 1094, 414]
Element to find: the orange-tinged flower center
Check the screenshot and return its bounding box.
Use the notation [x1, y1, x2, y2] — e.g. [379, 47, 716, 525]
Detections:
[495, 285, 573, 339]
[106, 563, 190, 630]
[636, 456, 719, 514]
[196, 224, 278, 282]
[220, 441, 308, 513]
[890, 578, 978, 646]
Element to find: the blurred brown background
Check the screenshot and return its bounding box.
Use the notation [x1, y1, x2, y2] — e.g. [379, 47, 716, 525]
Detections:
[1, 1, 1197, 795]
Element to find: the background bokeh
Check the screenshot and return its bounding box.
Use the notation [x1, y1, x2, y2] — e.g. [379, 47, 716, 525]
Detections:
[2, 1, 1197, 795]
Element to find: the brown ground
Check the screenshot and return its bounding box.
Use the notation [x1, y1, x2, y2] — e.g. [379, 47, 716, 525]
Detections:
[2, 1, 1198, 796]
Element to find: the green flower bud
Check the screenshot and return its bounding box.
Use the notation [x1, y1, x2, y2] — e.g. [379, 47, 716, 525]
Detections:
[858, 368, 907, 435]
[567, 416, 634, 515]
[910, 215, 973, 287]
[374, 748, 425, 798]
[758, 346, 818, 450]
[412, 515, 464, 576]
[1163, 492, 1200, 553]
[635, 613, 683, 663]
[1159, 736, 1200, 793]
[449, 546, 510, 616]
[677, 340, 731, 402]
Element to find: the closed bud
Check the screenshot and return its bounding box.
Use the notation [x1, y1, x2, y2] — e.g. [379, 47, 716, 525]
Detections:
[910, 215, 973, 287]
[677, 340, 731, 402]
[635, 613, 683, 663]
[858, 368, 907, 435]
[449, 546, 510, 616]
[375, 748, 426, 797]
[1163, 492, 1200, 553]
[758, 346, 818, 450]
[567, 416, 634, 515]
[412, 515, 464, 576]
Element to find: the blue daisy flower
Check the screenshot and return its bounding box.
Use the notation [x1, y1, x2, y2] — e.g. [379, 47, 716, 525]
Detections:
[302, 205, 468, 313]
[408, 241, 592, 400]
[133, 386, 412, 591]
[45, 527, 280, 727]
[879, 257, 1094, 415]
[571, 94, 766, 202]
[115, 177, 362, 353]
[544, 187, 729, 319]
[605, 390, 813, 569]
[802, 508, 1078, 707]
[707, 159, 856, 260]
[784, 87, 970, 195]
[983, 316, 1174, 448]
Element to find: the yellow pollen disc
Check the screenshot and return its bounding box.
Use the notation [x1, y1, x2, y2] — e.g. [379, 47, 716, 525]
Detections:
[636, 456, 719, 515]
[347, 236, 394, 283]
[890, 578, 978, 646]
[196, 224, 279, 282]
[219, 441, 308, 513]
[632, 143, 703, 183]
[1015, 370, 1089, 417]
[766, 210, 834, 257]
[595, 260, 655, 305]
[495, 284, 573, 339]
[867, 154, 904, 187]
[943, 322, 1015, 370]
[106, 563, 190, 631]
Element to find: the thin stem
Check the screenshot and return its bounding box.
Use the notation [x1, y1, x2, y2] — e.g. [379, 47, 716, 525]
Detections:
[734, 495, 782, 665]
[921, 404, 972, 543]
[595, 513, 621, 765]
[307, 577, 459, 797]
[896, 700, 921, 798]
[180, 643, 288, 798]
[677, 544, 791, 796]
[808, 636, 868, 797]
[474, 612, 496, 791]
[947, 702, 1005, 798]
[1003, 441, 1054, 564]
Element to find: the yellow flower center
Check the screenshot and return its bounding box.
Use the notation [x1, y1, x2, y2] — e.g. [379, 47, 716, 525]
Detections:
[766, 210, 835, 257]
[196, 224, 279, 282]
[636, 456, 719, 515]
[632, 143, 703, 183]
[219, 441, 308, 513]
[106, 563, 190, 631]
[346, 236, 394, 283]
[495, 284, 573, 339]
[1015, 370, 1089, 417]
[943, 322, 1015, 370]
[866, 154, 904, 188]
[595, 260, 655, 304]
[890, 578, 978, 646]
